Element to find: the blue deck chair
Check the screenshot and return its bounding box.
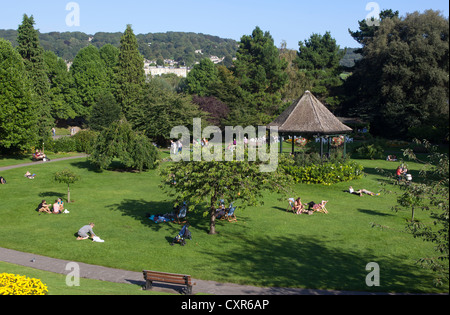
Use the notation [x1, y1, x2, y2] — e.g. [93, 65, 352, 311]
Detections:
[286, 198, 295, 213]
[176, 202, 188, 224]
[224, 206, 237, 222]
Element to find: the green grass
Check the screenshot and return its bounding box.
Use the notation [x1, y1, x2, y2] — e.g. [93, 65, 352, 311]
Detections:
[0, 154, 447, 294]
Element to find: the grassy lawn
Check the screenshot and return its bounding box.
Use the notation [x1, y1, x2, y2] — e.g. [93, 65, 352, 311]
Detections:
[0, 152, 446, 294]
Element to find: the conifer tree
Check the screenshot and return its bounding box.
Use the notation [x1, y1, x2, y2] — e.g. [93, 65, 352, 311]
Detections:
[115, 25, 146, 118]
[16, 14, 53, 143]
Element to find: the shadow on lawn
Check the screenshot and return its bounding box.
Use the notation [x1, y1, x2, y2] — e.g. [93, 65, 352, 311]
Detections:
[107, 198, 211, 235]
[357, 209, 395, 217]
[200, 234, 437, 293]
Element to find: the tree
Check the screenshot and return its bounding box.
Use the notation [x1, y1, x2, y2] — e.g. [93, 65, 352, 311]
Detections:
[348, 9, 400, 51]
[70, 45, 109, 117]
[43, 50, 77, 121]
[115, 25, 146, 118]
[129, 80, 206, 146]
[234, 26, 288, 95]
[343, 10, 449, 140]
[232, 27, 288, 125]
[16, 14, 50, 99]
[185, 58, 219, 96]
[160, 153, 291, 235]
[295, 32, 345, 112]
[89, 119, 159, 172]
[16, 14, 53, 144]
[88, 92, 122, 131]
[393, 140, 449, 285]
[54, 169, 80, 203]
[0, 38, 37, 153]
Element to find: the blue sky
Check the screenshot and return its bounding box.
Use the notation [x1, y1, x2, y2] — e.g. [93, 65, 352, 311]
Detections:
[0, 0, 448, 48]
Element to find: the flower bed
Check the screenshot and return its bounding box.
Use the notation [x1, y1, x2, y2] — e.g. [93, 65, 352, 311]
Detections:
[0, 273, 48, 295]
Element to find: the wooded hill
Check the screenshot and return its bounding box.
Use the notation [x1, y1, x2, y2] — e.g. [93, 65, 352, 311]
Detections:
[0, 29, 360, 67]
[0, 29, 238, 65]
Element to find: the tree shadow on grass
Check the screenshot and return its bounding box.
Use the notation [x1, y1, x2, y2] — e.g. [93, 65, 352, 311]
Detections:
[199, 234, 437, 293]
[107, 198, 212, 235]
[357, 209, 395, 217]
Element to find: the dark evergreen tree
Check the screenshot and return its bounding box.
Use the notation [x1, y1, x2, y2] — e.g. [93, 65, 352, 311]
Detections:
[115, 25, 146, 118]
[16, 14, 53, 143]
[295, 32, 345, 112]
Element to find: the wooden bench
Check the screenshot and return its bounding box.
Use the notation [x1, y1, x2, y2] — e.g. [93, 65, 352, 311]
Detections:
[142, 270, 193, 295]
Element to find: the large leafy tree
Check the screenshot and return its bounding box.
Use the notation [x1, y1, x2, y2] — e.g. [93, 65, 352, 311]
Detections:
[344, 10, 449, 139]
[43, 50, 77, 121]
[160, 154, 291, 235]
[115, 25, 146, 118]
[0, 39, 37, 152]
[129, 80, 206, 146]
[184, 58, 219, 96]
[70, 45, 109, 117]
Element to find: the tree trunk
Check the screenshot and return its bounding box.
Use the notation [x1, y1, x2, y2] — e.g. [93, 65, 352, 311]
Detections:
[67, 184, 71, 203]
[209, 194, 217, 234]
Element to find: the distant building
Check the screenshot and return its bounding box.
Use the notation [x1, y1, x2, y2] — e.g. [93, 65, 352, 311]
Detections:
[146, 66, 190, 78]
[210, 56, 225, 64]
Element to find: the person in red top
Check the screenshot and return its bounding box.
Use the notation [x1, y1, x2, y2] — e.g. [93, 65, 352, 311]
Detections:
[396, 166, 403, 183]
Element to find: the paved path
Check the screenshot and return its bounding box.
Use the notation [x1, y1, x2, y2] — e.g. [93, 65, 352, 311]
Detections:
[0, 155, 88, 172]
[0, 247, 374, 295]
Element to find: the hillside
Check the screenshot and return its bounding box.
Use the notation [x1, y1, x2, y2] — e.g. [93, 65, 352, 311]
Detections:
[0, 29, 361, 68]
[0, 29, 238, 66]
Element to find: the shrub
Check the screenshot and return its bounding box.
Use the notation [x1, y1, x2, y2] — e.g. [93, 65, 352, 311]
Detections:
[46, 136, 77, 153]
[73, 130, 98, 154]
[280, 155, 364, 185]
[0, 273, 48, 295]
[352, 143, 385, 159]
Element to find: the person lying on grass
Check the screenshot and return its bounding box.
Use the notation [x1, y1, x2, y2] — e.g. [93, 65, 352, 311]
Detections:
[348, 186, 380, 197]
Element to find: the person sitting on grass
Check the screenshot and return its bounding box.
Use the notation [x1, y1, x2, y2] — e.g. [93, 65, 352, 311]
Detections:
[76, 223, 96, 240]
[57, 198, 65, 212]
[307, 200, 328, 214]
[38, 200, 51, 214]
[52, 199, 62, 214]
[294, 197, 310, 215]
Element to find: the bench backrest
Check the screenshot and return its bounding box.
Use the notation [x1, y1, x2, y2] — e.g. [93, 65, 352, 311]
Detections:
[143, 270, 191, 285]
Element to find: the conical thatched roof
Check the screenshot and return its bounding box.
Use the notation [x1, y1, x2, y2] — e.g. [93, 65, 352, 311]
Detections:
[268, 91, 352, 134]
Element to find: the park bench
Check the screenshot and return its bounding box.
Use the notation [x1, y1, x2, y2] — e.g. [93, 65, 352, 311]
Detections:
[142, 270, 193, 295]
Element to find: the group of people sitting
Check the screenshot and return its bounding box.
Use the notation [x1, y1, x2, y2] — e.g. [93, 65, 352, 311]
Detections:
[215, 200, 233, 219]
[289, 198, 328, 215]
[37, 198, 68, 214]
[32, 149, 47, 161]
